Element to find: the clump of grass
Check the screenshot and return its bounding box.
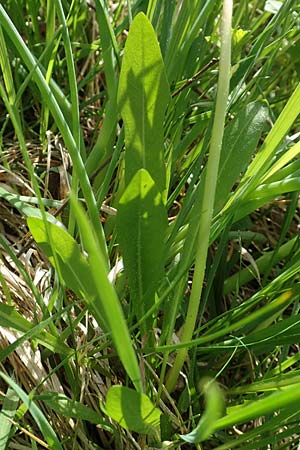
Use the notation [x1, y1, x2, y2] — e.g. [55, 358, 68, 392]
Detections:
[0, 1, 300, 449]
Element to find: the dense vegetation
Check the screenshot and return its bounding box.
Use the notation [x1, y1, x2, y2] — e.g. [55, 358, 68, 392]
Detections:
[0, 0, 300, 448]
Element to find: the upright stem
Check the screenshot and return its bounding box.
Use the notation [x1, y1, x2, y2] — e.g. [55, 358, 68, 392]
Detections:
[165, 0, 233, 393]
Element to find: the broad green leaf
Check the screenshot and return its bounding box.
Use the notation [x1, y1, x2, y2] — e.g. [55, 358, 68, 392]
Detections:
[117, 169, 167, 330]
[28, 215, 142, 392]
[180, 378, 224, 443]
[118, 12, 170, 197]
[36, 392, 112, 430]
[27, 216, 96, 300]
[27, 216, 109, 330]
[0, 372, 63, 450]
[215, 101, 269, 213]
[105, 386, 161, 435]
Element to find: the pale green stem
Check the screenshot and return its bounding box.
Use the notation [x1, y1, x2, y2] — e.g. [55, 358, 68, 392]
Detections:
[165, 0, 233, 393]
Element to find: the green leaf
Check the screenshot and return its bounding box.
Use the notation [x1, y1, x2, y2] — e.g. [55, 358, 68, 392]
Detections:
[28, 214, 142, 392]
[0, 186, 60, 223]
[261, 140, 300, 183]
[213, 384, 300, 434]
[27, 216, 101, 303]
[68, 195, 143, 392]
[180, 378, 224, 443]
[105, 386, 161, 435]
[118, 12, 170, 198]
[242, 315, 300, 354]
[0, 385, 18, 449]
[117, 169, 167, 330]
[238, 83, 300, 198]
[0, 302, 32, 333]
[230, 371, 300, 395]
[36, 392, 112, 430]
[0, 305, 72, 361]
[0, 373, 63, 450]
[0, 5, 108, 265]
[215, 101, 269, 213]
[85, 0, 119, 177]
[223, 237, 298, 294]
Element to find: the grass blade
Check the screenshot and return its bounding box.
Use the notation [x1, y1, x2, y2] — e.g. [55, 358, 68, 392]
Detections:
[0, 5, 108, 263]
[234, 83, 300, 203]
[0, 373, 63, 450]
[213, 383, 300, 433]
[69, 196, 143, 392]
[0, 384, 19, 449]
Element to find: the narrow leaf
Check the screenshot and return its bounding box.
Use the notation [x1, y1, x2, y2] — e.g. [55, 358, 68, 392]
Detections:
[0, 307, 72, 361]
[261, 140, 300, 183]
[0, 303, 32, 333]
[242, 314, 300, 354]
[0, 186, 60, 223]
[67, 197, 143, 393]
[238, 83, 300, 197]
[0, 373, 63, 450]
[213, 384, 300, 433]
[0, 385, 18, 449]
